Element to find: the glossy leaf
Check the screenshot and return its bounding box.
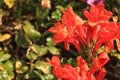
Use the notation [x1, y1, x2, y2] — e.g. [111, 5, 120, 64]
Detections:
[33, 44, 48, 57]
[43, 74, 54, 80]
[0, 61, 14, 80]
[3, 60, 14, 79]
[34, 60, 50, 74]
[4, 0, 15, 8]
[52, 9, 62, 19]
[68, 58, 76, 67]
[23, 20, 41, 41]
[48, 46, 60, 55]
[46, 37, 54, 46]
[26, 51, 38, 60]
[110, 50, 120, 60]
[0, 51, 11, 62]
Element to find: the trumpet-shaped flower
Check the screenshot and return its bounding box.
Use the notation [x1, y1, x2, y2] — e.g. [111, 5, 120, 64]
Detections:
[84, 4, 112, 23]
[48, 53, 109, 80]
[48, 3, 119, 80]
[49, 6, 84, 51]
[47, 56, 81, 80]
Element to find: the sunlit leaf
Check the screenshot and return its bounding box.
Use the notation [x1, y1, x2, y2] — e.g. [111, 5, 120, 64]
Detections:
[33, 44, 48, 57]
[48, 46, 60, 55]
[43, 74, 54, 80]
[0, 61, 14, 80]
[0, 62, 3, 70]
[110, 50, 120, 60]
[4, 60, 14, 71]
[46, 37, 54, 46]
[0, 70, 9, 80]
[51, 9, 62, 19]
[0, 33, 11, 42]
[34, 60, 50, 74]
[0, 51, 11, 62]
[56, 5, 64, 11]
[23, 20, 41, 41]
[4, 0, 15, 8]
[4, 60, 14, 79]
[26, 51, 38, 60]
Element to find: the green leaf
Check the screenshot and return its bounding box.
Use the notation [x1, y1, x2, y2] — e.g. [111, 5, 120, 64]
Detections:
[36, 7, 50, 20]
[33, 44, 48, 57]
[0, 51, 11, 62]
[51, 9, 62, 19]
[15, 30, 30, 48]
[48, 46, 60, 55]
[110, 50, 120, 60]
[0, 61, 14, 80]
[33, 70, 44, 80]
[43, 74, 54, 80]
[0, 70, 9, 80]
[3, 61, 14, 79]
[68, 58, 76, 67]
[36, 7, 40, 20]
[23, 20, 41, 41]
[41, 8, 49, 20]
[46, 37, 54, 46]
[61, 58, 67, 64]
[26, 51, 38, 60]
[56, 5, 64, 10]
[0, 62, 4, 70]
[4, 60, 14, 72]
[34, 61, 50, 74]
[97, 46, 105, 54]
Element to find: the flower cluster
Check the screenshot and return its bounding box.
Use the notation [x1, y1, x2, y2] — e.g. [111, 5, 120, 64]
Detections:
[47, 52, 109, 80]
[48, 4, 120, 80]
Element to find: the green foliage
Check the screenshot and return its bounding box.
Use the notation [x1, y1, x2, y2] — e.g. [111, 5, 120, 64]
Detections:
[0, 51, 14, 80]
[23, 20, 41, 41]
[15, 30, 30, 48]
[110, 50, 120, 60]
[51, 9, 62, 19]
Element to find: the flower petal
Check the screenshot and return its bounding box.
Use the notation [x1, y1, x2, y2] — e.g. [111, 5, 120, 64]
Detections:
[97, 68, 106, 80]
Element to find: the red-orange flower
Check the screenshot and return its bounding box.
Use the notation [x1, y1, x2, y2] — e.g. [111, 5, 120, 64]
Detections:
[88, 52, 109, 80]
[84, 4, 112, 23]
[48, 22, 68, 44]
[48, 4, 116, 80]
[82, 4, 119, 53]
[77, 57, 89, 80]
[47, 56, 63, 80]
[48, 53, 109, 80]
[93, 22, 119, 53]
[47, 56, 81, 80]
[48, 6, 84, 51]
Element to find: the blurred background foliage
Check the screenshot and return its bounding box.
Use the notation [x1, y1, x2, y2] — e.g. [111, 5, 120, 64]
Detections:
[0, 0, 120, 80]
